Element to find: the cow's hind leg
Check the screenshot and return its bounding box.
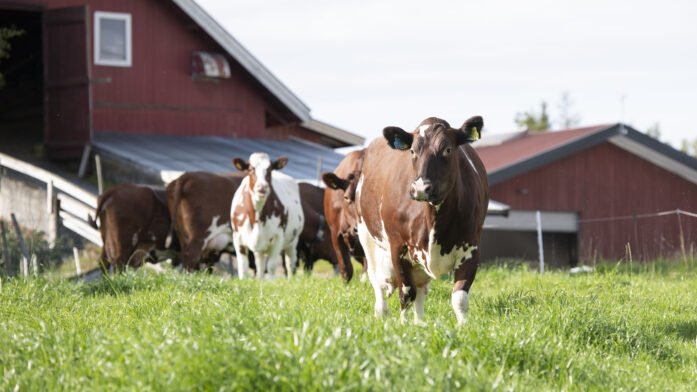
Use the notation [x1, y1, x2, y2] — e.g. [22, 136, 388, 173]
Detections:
[373, 283, 388, 318]
[283, 246, 298, 279]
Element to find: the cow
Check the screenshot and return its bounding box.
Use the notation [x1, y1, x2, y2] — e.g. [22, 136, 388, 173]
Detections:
[295, 182, 346, 279]
[166, 171, 245, 271]
[89, 184, 177, 273]
[230, 153, 304, 279]
[355, 116, 488, 324]
[321, 149, 367, 283]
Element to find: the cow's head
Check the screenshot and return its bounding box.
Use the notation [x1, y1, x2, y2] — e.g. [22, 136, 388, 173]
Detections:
[233, 153, 288, 203]
[383, 116, 482, 204]
[322, 171, 360, 204]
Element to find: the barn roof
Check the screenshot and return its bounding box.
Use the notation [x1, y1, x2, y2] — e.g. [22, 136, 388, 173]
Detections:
[92, 131, 344, 184]
[171, 0, 310, 123]
[474, 123, 697, 186]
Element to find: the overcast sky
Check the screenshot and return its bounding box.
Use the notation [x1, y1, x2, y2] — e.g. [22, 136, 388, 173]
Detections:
[197, 0, 697, 148]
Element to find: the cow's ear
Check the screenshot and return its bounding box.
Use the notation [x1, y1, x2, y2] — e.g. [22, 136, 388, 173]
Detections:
[456, 116, 483, 145]
[383, 126, 413, 150]
[232, 158, 249, 171]
[272, 156, 288, 170]
[322, 172, 349, 191]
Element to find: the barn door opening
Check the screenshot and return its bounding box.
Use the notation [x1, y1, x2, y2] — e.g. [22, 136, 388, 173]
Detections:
[44, 5, 92, 160]
[0, 6, 44, 155]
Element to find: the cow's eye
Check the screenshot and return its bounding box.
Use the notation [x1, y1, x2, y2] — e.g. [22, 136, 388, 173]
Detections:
[443, 147, 452, 156]
[410, 149, 416, 157]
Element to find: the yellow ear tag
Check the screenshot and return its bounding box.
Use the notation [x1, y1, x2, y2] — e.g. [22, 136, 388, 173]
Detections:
[469, 126, 480, 141]
[235, 163, 243, 170]
[330, 182, 337, 189]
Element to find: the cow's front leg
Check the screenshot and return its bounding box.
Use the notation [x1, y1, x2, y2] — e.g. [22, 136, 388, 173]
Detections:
[452, 247, 479, 324]
[233, 234, 249, 279]
[414, 283, 429, 324]
[391, 244, 416, 323]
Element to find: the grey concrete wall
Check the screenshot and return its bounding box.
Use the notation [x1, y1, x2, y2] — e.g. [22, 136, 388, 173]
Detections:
[0, 170, 49, 233]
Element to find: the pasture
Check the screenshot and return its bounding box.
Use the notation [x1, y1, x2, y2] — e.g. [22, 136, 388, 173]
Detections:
[1, 262, 696, 391]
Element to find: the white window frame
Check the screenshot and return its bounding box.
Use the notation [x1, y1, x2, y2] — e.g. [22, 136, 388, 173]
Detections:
[94, 11, 132, 67]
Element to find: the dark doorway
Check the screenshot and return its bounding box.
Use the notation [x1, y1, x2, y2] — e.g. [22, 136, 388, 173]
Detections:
[0, 8, 44, 155]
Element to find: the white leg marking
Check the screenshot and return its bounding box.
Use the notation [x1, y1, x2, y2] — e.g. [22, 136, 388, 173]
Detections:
[452, 290, 470, 324]
[283, 246, 298, 279]
[414, 285, 427, 323]
[254, 252, 268, 280]
[373, 284, 388, 318]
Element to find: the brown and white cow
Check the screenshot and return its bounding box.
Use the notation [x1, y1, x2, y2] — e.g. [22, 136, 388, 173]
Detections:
[295, 182, 346, 279]
[356, 116, 488, 323]
[90, 184, 177, 272]
[166, 171, 245, 271]
[321, 149, 367, 283]
[231, 153, 304, 279]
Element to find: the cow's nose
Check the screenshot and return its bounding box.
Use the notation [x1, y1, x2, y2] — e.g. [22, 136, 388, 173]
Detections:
[256, 184, 269, 195]
[411, 179, 433, 201]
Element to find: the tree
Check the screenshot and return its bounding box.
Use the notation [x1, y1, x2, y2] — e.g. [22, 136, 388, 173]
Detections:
[556, 91, 581, 129]
[0, 26, 24, 89]
[645, 122, 661, 140]
[515, 101, 550, 132]
[681, 137, 697, 158]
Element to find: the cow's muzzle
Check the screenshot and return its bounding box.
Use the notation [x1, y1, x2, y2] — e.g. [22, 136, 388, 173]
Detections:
[410, 179, 435, 202]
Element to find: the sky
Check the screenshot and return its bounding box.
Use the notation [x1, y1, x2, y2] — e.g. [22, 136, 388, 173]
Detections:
[196, 0, 697, 148]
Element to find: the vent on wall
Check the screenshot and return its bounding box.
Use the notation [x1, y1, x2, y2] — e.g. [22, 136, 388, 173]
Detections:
[192, 51, 231, 80]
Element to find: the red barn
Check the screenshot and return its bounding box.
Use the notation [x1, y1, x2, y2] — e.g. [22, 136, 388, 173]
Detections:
[0, 0, 362, 160]
[475, 123, 697, 264]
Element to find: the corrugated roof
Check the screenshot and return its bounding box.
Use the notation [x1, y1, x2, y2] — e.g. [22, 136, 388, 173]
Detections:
[92, 132, 344, 183]
[475, 124, 613, 172]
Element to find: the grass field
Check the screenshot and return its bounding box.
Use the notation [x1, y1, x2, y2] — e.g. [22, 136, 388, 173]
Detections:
[1, 261, 696, 391]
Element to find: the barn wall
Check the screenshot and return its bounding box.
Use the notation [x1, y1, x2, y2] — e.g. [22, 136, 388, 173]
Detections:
[34, 0, 296, 139]
[489, 142, 697, 261]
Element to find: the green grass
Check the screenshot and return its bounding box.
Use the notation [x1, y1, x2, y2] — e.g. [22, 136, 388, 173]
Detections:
[1, 262, 697, 391]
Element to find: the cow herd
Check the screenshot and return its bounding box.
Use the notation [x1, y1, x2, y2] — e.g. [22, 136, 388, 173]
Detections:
[90, 116, 488, 323]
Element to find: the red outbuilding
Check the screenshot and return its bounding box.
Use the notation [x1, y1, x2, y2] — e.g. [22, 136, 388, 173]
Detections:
[475, 123, 697, 264]
[0, 0, 363, 160]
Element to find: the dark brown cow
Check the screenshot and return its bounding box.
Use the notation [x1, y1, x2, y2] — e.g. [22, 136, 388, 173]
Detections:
[356, 116, 488, 323]
[295, 182, 347, 279]
[166, 171, 245, 271]
[321, 149, 367, 283]
[90, 184, 176, 272]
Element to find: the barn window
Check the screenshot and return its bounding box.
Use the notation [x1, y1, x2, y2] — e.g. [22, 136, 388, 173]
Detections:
[94, 11, 132, 67]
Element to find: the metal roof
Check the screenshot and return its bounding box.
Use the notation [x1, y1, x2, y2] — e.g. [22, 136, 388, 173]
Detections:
[92, 132, 345, 184]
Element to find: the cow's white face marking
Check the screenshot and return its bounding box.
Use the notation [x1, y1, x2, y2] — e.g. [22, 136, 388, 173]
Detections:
[202, 215, 232, 252]
[418, 124, 430, 137]
[452, 290, 469, 324]
[249, 152, 272, 207]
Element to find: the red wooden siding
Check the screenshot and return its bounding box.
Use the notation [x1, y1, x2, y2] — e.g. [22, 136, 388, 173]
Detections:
[489, 142, 697, 261]
[30, 0, 297, 142]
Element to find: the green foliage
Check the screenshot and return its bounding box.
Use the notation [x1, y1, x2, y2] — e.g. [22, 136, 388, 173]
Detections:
[680, 137, 697, 158]
[556, 91, 581, 129]
[0, 26, 25, 89]
[0, 225, 79, 275]
[515, 101, 550, 132]
[1, 264, 696, 391]
[646, 122, 661, 140]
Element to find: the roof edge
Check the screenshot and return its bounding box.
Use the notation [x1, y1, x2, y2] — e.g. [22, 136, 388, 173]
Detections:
[487, 123, 620, 185]
[302, 119, 365, 146]
[171, 0, 311, 122]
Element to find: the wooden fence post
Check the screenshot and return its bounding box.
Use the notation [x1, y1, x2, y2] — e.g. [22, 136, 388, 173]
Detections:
[46, 180, 58, 248]
[0, 220, 10, 276]
[10, 213, 30, 276]
[536, 210, 545, 274]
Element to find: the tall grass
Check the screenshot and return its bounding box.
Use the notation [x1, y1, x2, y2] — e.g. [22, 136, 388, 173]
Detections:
[1, 262, 696, 391]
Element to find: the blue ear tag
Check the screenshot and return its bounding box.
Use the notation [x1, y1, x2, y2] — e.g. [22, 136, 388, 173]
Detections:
[393, 137, 409, 150]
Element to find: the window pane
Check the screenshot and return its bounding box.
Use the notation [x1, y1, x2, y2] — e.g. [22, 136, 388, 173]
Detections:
[99, 18, 126, 61]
